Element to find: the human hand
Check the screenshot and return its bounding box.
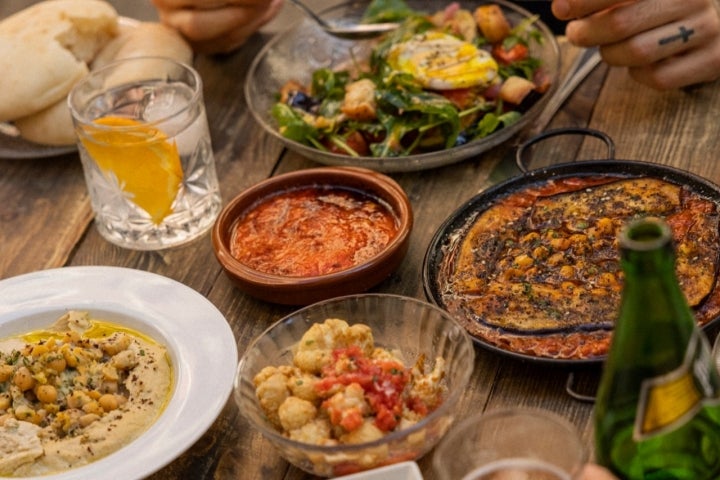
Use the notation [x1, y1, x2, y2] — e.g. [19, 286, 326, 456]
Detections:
[551, 0, 720, 90]
[150, 0, 284, 54]
[580, 463, 619, 480]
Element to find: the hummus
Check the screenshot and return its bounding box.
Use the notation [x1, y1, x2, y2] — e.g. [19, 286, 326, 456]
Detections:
[0, 311, 172, 476]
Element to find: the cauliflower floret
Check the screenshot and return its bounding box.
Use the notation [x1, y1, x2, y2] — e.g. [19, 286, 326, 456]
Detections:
[278, 396, 317, 432]
[288, 417, 336, 446]
[287, 371, 320, 403]
[338, 419, 390, 470]
[293, 319, 374, 374]
[253, 366, 293, 429]
[370, 347, 404, 363]
[409, 355, 446, 410]
[339, 418, 384, 445]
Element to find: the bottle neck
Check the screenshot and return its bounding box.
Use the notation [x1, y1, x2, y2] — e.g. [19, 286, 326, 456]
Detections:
[621, 241, 676, 279]
[616, 218, 694, 339]
[619, 217, 680, 288]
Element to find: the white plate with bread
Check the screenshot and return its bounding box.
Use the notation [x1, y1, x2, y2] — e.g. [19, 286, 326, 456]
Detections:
[0, 123, 76, 160]
[0, 0, 193, 159]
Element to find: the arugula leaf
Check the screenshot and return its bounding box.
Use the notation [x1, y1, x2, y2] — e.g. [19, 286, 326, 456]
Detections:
[472, 111, 522, 138]
[271, 103, 322, 144]
[373, 86, 460, 155]
[497, 14, 545, 80]
[499, 57, 542, 80]
[370, 114, 411, 157]
[311, 68, 349, 100]
[310, 68, 350, 118]
[361, 0, 416, 23]
[508, 15, 544, 46]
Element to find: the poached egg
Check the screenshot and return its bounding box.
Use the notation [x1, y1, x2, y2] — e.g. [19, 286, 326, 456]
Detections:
[387, 31, 498, 90]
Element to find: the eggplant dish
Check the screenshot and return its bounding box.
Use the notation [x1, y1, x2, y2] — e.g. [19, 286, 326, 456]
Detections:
[434, 174, 720, 361]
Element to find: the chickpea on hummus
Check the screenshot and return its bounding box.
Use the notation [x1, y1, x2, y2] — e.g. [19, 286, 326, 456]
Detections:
[0, 311, 171, 476]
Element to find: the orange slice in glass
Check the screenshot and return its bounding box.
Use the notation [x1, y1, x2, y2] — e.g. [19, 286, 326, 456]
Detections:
[81, 116, 183, 224]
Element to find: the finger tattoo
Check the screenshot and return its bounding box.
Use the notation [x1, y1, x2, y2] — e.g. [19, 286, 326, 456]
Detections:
[659, 26, 695, 45]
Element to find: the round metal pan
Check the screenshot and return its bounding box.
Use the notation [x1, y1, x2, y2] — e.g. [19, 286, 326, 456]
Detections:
[422, 128, 720, 366]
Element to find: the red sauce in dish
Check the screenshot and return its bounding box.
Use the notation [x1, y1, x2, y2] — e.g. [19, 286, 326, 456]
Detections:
[230, 187, 399, 277]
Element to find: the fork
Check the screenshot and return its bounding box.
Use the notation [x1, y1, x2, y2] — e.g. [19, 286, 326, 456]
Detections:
[530, 46, 603, 137]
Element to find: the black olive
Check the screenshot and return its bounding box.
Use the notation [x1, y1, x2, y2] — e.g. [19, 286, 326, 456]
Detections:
[454, 132, 469, 146]
[287, 91, 318, 112]
[516, 90, 543, 113]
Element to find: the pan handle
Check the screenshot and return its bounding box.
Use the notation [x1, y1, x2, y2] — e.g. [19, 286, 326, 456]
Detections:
[515, 127, 616, 173]
[565, 372, 598, 403]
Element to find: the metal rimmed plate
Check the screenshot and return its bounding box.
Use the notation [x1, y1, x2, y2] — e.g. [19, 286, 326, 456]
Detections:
[245, 0, 561, 172]
[0, 266, 237, 479]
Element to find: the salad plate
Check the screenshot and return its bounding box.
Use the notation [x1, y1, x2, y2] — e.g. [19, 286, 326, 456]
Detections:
[246, 0, 561, 172]
[0, 266, 238, 479]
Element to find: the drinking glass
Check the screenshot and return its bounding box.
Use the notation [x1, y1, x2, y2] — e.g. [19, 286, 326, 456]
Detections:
[433, 408, 587, 480]
[68, 57, 221, 250]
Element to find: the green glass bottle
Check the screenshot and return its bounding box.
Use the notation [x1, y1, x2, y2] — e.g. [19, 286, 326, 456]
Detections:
[594, 217, 720, 480]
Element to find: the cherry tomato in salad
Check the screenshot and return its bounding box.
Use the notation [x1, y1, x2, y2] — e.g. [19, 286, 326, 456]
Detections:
[492, 43, 529, 65]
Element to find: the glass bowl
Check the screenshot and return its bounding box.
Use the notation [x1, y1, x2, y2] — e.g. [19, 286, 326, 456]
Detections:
[245, 0, 561, 172]
[233, 293, 476, 477]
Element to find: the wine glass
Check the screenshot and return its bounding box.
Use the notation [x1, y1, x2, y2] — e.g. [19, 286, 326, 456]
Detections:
[433, 408, 587, 480]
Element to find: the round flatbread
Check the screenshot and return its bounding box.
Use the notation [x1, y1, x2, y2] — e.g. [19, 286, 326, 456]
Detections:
[14, 21, 194, 146]
[0, 0, 119, 122]
[13, 97, 76, 147]
[93, 21, 193, 70]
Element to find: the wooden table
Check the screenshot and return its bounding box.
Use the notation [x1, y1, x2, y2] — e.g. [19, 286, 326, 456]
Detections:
[3, 1, 720, 479]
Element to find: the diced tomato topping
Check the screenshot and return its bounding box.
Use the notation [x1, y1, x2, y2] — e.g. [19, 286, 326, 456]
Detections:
[440, 88, 477, 110]
[492, 43, 529, 65]
[339, 408, 364, 431]
[533, 68, 552, 94]
[407, 396, 429, 416]
[374, 406, 399, 432]
[315, 346, 413, 432]
[322, 131, 370, 156]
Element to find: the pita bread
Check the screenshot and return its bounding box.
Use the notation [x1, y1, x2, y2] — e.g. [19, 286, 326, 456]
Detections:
[13, 97, 77, 146]
[0, 0, 118, 122]
[93, 21, 193, 70]
[14, 21, 194, 146]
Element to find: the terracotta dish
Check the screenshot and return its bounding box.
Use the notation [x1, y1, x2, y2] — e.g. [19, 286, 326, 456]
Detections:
[212, 167, 412, 305]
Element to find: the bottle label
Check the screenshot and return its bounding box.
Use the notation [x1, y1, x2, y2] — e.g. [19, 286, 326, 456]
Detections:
[633, 330, 717, 441]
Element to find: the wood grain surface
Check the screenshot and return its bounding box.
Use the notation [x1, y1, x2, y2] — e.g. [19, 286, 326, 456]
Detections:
[2, 1, 720, 479]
